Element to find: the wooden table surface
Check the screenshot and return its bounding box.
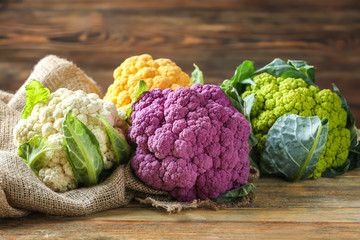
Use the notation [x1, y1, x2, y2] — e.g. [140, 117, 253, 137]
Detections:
[1, 0, 360, 239]
[1, 169, 359, 239]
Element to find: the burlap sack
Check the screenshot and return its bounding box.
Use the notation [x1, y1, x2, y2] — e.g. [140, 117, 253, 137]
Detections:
[0, 55, 257, 218]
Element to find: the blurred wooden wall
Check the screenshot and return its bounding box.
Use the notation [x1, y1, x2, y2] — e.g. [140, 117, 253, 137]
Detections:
[0, 0, 359, 120]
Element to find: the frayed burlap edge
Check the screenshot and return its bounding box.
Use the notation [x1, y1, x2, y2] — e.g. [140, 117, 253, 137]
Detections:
[136, 166, 259, 213]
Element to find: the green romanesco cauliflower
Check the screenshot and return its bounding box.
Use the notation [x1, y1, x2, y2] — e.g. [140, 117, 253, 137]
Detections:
[241, 73, 350, 178]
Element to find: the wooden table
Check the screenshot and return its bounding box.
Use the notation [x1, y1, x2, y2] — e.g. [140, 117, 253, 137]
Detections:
[1, 169, 359, 239]
[1, 0, 360, 239]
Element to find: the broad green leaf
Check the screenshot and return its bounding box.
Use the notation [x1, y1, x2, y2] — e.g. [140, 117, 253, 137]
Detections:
[260, 114, 329, 182]
[21, 80, 50, 119]
[18, 135, 61, 173]
[215, 184, 256, 202]
[97, 115, 132, 166]
[63, 110, 104, 187]
[243, 93, 256, 121]
[221, 85, 245, 114]
[190, 64, 204, 85]
[254, 58, 316, 87]
[126, 80, 148, 125]
[222, 60, 256, 95]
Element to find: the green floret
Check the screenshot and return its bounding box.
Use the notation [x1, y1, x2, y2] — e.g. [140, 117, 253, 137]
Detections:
[241, 72, 350, 178]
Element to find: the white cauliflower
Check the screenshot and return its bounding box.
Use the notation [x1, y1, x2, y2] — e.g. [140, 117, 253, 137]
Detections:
[14, 88, 127, 192]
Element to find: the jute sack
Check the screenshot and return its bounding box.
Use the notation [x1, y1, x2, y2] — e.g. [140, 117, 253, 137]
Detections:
[0, 55, 258, 218]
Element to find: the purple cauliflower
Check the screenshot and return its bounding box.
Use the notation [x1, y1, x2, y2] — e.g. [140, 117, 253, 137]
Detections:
[128, 84, 251, 201]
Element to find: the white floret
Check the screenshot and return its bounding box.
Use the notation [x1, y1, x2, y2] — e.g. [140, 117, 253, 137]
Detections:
[13, 88, 128, 192]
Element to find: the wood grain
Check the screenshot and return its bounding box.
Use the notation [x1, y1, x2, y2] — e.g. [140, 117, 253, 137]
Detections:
[0, 2, 360, 238]
[1, 169, 359, 239]
[0, 0, 359, 121]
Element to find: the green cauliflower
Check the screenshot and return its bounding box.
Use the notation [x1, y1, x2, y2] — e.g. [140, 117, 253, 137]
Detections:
[241, 73, 350, 178]
[221, 58, 359, 180]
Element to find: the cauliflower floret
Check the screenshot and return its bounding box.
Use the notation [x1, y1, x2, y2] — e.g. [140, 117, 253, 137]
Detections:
[14, 88, 127, 192]
[241, 73, 350, 178]
[104, 54, 192, 111]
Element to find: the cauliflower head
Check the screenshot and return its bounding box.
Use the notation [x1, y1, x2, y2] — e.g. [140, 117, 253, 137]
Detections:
[241, 73, 350, 178]
[128, 84, 251, 202]
[14, 88, 127, 192]
[104, 54, 192, 111]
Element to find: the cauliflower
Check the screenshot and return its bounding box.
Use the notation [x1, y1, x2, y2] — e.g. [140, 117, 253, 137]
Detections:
[128, 84, 251, 202]
[14, 85, 128, 192]
[241, 72, 350, 178]
[104, 54, 192, 111]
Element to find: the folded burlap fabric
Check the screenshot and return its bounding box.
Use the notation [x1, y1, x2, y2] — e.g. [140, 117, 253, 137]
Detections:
[0, 55, 258, 218]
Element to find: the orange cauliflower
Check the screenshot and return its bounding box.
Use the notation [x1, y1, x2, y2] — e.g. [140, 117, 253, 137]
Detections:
[104, 54, 192, 111]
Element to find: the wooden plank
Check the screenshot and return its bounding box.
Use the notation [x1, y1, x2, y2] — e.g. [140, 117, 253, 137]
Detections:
[1, 210, 359, 239]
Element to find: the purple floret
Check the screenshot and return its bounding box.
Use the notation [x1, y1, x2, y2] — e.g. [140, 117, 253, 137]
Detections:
[128, 84, 251, 201]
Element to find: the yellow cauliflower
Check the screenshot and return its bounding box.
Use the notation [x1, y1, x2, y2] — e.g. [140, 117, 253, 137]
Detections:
[104, 54, 192, 111]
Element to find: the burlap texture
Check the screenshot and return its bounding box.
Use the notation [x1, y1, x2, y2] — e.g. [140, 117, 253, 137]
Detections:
[0, 55, 257, 218]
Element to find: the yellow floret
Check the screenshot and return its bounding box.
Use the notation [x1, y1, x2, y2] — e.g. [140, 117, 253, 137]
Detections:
[104, 54, 192, 111]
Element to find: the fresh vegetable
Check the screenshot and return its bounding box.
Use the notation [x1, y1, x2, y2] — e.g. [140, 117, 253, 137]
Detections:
[260, 114, 329, 181]
[221, 58, 358, 180]
[63, 111, 104, 186]
[14, 80, 130, 192]
[190, 64, 204, 85]
[126, 79, 148, 124]
[104, 54, 192, 111]
[215, 183, 256, 203]
[18, 135, 61, 173]
[21, 79, 50, 119]
[128, 83, 252, 202]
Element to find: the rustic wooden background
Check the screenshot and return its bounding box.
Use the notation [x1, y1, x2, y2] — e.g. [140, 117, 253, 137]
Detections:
[0, 0, 359, 120]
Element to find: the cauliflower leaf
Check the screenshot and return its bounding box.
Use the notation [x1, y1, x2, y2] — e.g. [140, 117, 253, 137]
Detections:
[190, 64, 204, 85]
[18, 135, 61, 173]
[126, 79, 147, 124]
[21, 80, 50, 119]
[215, 183, 256, 203]
[254, 58, 316, 87]
[63, 111, 104, 187]
[97, 115, 132, 166]
[260, 114, 329, 181]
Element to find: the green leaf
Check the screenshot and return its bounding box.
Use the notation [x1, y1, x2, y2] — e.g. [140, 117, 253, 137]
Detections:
[63, 110, 104, 187]
[348, 143, 360, 171]
[190, 64, 204, 85]
[221, 85, 258, 148]
[260, 114, 329, 181]
[18, 135, 61, 173]
[221, 85, 245, 114]
[21, 80, 50, 119]
[126, 80, 148, 125]
[97, 115, 132, 166]
[222, 60, 256, 95]
[249, 148, 260, 169]
[321, 84, 360, 177]
[215, 184, 256, 202]
[243, 94, 256, 121]
[332, 84, 359, 149]
[254, 58, 316, 87]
